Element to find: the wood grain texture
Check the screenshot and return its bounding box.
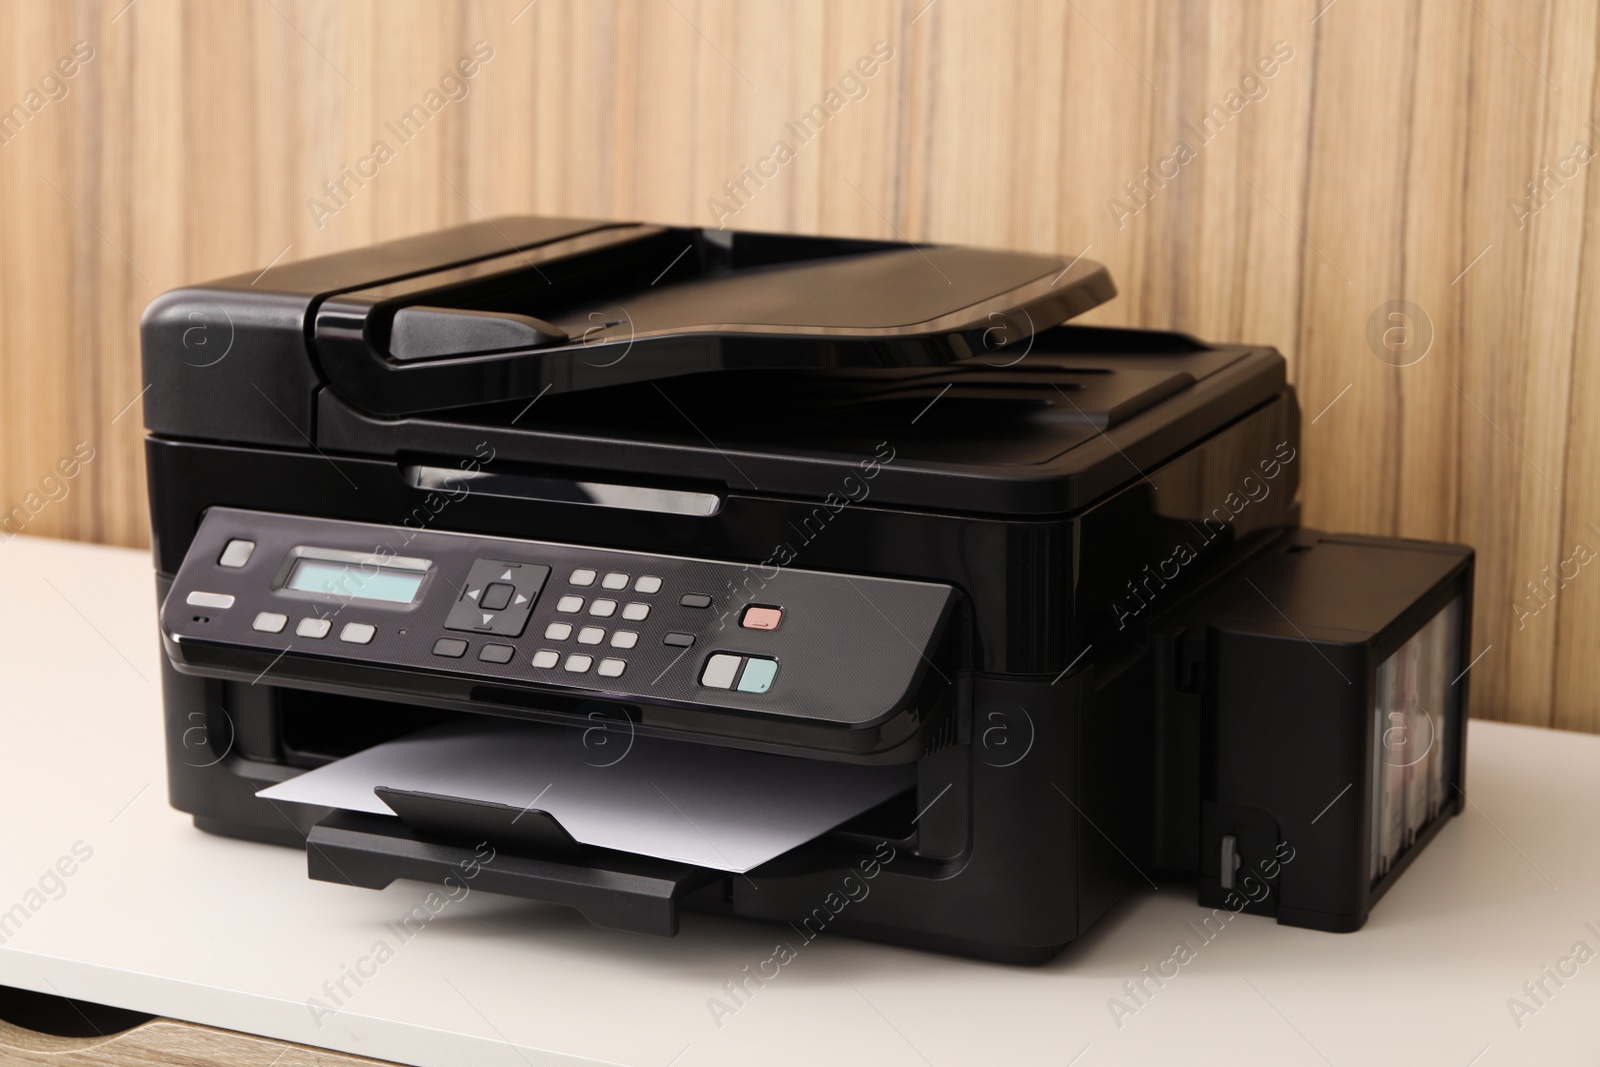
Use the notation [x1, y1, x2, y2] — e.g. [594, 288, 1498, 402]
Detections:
[0, 1015, 392, 1065]
[0, 0, 1595, 729]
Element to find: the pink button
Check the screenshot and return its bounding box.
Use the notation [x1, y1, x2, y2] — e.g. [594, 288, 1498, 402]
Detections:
[741, 606, 783, 631]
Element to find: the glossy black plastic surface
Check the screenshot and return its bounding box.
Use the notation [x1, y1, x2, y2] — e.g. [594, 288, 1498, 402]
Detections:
[142, 216, 1476, 963]
[1191, 532, 1474, 931]
[307, 810, 715, 937]
[161, 507, 956, 758]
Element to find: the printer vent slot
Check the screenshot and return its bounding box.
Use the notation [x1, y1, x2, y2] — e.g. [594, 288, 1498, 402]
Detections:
[467, 686, 642, 723]
[278, 690, 457, 767]
[408, 462, 723, 517]
[829, 788, 919, 844]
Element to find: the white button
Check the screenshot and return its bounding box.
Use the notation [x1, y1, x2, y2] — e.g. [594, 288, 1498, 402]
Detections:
[218, 539, 256, 568]
[621, 602, 650, 621]
[577, 626, 605, 645]
[252, 611, 288, 633]
[186, 591, 235, 609]
[598, 658, 626, 678]
[340, 622, 376, 644]
[570, 569, 596, 587]
[545, 622, 573, 640]
[589, 599, 617, 618]
[701, 653, 742, 690]
[634, 575, 662, 594]
[556, 595, 585, 613]
[531, 650, 560, 669]
[296, 617, 331, 639]
[610, 630, 639, 649]
[564, 654, 593, 673]
[601, 572, 629, 590]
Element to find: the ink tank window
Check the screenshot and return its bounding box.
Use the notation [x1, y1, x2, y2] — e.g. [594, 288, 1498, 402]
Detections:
[1370, 597, 1464, 884]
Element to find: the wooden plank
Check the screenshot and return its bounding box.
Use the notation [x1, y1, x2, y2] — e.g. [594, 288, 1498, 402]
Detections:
[1456, 0, 1571, 726]
[0, 1014, 393, 1066]
[0, 0, 1596, 730]
[1550, 3, 1600, 734]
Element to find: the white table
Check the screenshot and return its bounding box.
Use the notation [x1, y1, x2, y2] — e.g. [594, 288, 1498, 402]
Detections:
[1, 533, 1596, 1066]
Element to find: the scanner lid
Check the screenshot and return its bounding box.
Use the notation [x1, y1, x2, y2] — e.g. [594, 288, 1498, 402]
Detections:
[309, 219, 1115, 415]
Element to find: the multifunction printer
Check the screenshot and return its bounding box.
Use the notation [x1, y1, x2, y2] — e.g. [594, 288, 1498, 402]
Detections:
[144, 218, 1473, 962]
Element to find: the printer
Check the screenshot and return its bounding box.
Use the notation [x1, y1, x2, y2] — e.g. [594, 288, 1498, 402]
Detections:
[143, 217, 1474, 963]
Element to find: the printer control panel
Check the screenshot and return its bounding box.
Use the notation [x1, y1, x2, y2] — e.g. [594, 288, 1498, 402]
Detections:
[160, 508, 955, 730]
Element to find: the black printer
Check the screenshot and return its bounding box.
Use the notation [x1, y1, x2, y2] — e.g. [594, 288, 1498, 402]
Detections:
[143, 218, 1474, 963]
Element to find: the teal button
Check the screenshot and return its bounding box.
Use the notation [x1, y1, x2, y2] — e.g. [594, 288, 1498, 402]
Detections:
[736, 656, 778, 694]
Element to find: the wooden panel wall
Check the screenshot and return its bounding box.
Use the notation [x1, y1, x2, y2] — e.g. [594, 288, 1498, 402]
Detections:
[0, 0, 1595, 730]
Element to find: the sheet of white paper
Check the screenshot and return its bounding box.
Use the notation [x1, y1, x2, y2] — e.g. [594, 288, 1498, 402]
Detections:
[257, 719, 913, 873]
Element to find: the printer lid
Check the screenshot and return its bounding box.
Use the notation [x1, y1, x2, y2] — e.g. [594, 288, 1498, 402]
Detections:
[311, 220, 1115, 415]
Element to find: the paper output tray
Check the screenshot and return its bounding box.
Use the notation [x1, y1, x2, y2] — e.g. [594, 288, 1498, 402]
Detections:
[306, 789, 718, 937]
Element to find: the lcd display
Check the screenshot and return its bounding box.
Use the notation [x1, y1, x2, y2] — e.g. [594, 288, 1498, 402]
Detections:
[286, 558, 425, 604]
